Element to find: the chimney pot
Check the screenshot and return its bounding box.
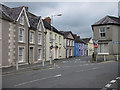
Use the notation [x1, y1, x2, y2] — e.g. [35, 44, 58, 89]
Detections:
[24, 6, 28, 11]
[44, 17, 51, 24]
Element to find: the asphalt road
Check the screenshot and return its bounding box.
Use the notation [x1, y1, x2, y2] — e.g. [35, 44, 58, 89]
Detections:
[2, 56, 118, 88]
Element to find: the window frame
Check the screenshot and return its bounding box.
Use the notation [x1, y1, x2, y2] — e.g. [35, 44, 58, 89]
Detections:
[55, 34, 57, 43]
[20, 15, 24, 25]
[59, 47, 61, 57]
[18, 47, 24, 63]
[59, 36, 61, 44]
[19, 28, 24, 42]
[38, 33, 41, 45]
[38, 23, 41, 31]
[30, 31, 34, 43]
[38, 49, 41, 60]
[99, 27, 106, 38]
[98, 43, 109, 55]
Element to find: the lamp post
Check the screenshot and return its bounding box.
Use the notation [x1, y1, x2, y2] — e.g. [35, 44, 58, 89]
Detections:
[50, 13, 62, 65]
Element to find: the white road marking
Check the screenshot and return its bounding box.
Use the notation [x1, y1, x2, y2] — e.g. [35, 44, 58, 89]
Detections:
[76, 67, 104, 72]
[54, 74, 62, 77]
[57, 67, 60, 68]
[14, 74, 62, 87]
[49, 68, 54, 70]
[110, 80, 116, 83]
[105, 84, 111, 88]
[63, 61, 68, 63]
[116, 77, 120, 80]
[62, 63, 95, 68]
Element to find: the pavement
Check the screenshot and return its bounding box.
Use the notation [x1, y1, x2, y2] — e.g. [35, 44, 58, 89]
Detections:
[2, 56, 119, 89]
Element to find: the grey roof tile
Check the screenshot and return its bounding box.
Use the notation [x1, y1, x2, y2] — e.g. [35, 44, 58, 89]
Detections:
[27, 12, 40, 30]
[42, 19, 63, 35]
[2, 4, 23, 21]
[92, 15, 120, 26]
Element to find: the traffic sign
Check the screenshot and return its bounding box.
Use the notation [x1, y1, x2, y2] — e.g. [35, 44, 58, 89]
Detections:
[50, 45, 53, 50]
[94, 44, 98, 48]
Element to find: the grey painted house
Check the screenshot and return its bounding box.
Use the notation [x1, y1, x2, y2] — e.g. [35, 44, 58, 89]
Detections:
[92, 15, 120, 61]
[1, 4, 45, 68]
[60, 31, 75, 58]
[27, 12, 45, 64]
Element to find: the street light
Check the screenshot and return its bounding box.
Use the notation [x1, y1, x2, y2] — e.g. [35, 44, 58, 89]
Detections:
[50, 13, 62, 65]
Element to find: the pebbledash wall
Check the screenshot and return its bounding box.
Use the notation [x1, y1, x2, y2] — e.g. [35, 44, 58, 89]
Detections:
[2, 19, 16, 67]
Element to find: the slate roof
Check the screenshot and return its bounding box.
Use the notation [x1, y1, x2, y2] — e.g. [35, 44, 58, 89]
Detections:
[27, 12, 41, 30]
[60, 31, 74, 39]
[42, 19, 63, 35]
[1, 4, 23, 21]
[81, 37, 91, 43]
[73, 34, 86, 44]
[92, 15, 120, 26]
[0, 9, 14, 22]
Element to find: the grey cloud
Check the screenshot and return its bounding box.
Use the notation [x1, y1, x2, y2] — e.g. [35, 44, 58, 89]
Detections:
[3, 2, 118, 38]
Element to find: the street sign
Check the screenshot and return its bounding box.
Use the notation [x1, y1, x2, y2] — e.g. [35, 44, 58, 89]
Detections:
[94, 44, 98, 48]
[113, 41, 120, 44]
[50, 45, 53, 50]
[93, 40, 98, 44]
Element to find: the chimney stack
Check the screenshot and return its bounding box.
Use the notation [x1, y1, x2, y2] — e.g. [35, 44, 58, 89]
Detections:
[77, 36, 80, 39]
[44, 17, 51, 24]
[24, 6, 28, 11]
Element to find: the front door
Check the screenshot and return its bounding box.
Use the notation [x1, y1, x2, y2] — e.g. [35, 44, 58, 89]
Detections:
[55, 48, 58, 59]
[29, 47, 33, 64]
[67, 49, 69, 58]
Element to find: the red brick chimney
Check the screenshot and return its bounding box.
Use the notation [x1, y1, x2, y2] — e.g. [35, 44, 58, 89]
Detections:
[24, 6, 28, 11]
[44, 17, 51, 24]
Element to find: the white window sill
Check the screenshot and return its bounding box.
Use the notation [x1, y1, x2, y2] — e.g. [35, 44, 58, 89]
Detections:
[18, 61, 24, 63]
[20, 23, 24, 26]
[38, 30, 41, 32]
[38, 43, 42, 45]
[38, 59, 42, 61]
[30, 42, 35, 44]
[98, 53, 109, 55]
[18, 41, 25, 44]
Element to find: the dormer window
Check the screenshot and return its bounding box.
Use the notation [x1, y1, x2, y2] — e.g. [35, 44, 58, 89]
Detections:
[20, 15, 24, 25]
[38, 23, 41, 31]
[99, 28, 106, 38]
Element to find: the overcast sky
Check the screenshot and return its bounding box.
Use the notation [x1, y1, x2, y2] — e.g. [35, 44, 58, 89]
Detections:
[2, 2, 118, 38]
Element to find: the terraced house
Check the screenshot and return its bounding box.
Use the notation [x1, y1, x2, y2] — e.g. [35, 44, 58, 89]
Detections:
[1, 4, 45, 67]
[60, 31, 75, 58]
[74, 34, 86, 57]
[43, 17, 65, 61]
[82, 37, 94, 56]
[27, 11, 45, 64]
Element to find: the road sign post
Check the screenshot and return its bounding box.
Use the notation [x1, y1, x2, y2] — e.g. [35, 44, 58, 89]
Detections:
[93, 40, 98, 62]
